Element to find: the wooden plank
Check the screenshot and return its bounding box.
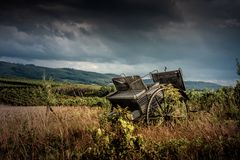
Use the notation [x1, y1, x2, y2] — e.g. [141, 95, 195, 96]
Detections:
[108, 89, 146, 100]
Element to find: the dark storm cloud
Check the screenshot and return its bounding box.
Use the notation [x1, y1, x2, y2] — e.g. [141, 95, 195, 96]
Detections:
[1, 0, 240, 34]
[0, 0, 184, 62]
[1, 0, 239, 37]
[179, 0, 240, 17]
[0, 0, 239, 83]
[177, 0, 240, 27]
[1, 0, 178, 14]
[0, 0, 185, 41]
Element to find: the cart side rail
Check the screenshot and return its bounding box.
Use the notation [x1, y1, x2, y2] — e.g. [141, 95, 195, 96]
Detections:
[112, 75, 147, 92]
[151, 69, 186, 91]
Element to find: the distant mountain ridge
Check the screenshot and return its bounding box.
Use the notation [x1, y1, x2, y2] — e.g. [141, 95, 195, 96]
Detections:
[0, 61, 222, 89]
[184, 81, 222, 90]
[0, 61, 115, 85]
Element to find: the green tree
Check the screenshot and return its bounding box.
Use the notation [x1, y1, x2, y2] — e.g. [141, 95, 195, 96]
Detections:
[236, 58, 240, 76]
[234, 59, 240, 106]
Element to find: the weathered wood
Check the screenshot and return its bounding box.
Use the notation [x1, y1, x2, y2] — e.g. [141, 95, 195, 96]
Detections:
[151, 69, 185, 90]
[107, 69, 187, 122]
[107, 89, 146, 100]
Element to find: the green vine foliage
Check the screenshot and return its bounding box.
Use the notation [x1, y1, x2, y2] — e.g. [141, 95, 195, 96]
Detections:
[161, 84, 187, 121]
[162, 84, 182, 106]
[42, 79, 57, 106]
[82, 107, 145, 160]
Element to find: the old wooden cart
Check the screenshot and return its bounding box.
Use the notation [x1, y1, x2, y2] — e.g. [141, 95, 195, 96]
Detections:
[107, 69, 188, 124]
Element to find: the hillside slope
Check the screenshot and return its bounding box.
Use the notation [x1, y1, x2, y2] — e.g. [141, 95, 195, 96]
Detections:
[185, 81, 222, 90]
[0, 61, 115, 85]
[0, 61, 222, 89]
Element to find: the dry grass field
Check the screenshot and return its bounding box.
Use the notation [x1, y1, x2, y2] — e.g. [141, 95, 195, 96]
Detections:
[0, 106, 101, 159]
[138, 111, 239, 142]
[0, 105, 239, 159]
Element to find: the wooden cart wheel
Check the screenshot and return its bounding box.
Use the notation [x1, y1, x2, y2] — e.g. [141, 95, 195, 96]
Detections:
[146, 88, 164, 125]
[146, 88, 188, 125]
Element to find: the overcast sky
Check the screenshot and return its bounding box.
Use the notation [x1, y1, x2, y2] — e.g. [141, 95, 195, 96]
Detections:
[0, 0, 240, 85]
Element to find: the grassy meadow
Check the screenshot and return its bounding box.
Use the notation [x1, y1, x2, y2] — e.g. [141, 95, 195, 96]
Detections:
[0, 77, 240, 159]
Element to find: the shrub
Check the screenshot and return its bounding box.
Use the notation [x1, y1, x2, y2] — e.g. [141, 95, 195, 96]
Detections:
[97, 86, 115, 97]
[234, 81, 240, 107]
[187, 87, 240, 120]
[81, 107, 145, 160]
[0, 86, 48, 106]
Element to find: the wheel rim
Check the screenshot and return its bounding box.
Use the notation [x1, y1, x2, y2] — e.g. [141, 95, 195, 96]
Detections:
[146, 88, 188, 125]
[146, 88, 164, 125]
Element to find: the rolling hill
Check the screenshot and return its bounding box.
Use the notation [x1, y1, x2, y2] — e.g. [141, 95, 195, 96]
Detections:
[184, 81, 222, 90]
[0, 61, 222, 89]
[0, 61, 115, 85]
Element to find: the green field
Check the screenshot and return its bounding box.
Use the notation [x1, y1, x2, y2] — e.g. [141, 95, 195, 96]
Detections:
[0, 77, 113, 107]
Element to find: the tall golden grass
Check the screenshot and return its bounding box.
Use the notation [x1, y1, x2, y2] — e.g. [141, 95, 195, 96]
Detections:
[138, 111, 239, 142]
[0, 106, 239, 159]
[0, 106, 101, 159]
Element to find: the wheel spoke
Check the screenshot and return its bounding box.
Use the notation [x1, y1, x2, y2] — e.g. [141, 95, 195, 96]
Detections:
[146, 88, 188, 125]
[155, 95, 164, 113]
[148, 115, 163, 119]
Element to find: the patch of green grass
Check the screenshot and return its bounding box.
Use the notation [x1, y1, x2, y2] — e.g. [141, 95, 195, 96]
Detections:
[0, 77, 113, 107]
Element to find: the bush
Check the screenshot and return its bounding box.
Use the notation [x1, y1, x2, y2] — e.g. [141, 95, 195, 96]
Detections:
[187, 87, 240, 120]
[0, 78, 112, 107]
[55, 96, 111, 108]
[234, 81, 240, 107]
[53, 86, 99, 97]
[0, 86, 48, 106]
[81, 107, 145, 160]
[97, 86, 115, 97]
